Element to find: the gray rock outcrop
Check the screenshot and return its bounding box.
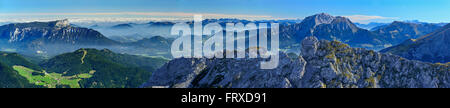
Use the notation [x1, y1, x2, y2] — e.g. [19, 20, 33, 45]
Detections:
[142, 36, 449, 88]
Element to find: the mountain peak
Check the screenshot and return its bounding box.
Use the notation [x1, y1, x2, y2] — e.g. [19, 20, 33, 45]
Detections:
[332, 16, 353, 23]
[302, 13, 335, 26]
[316, 13, 332, 17]
[301, 36, 319, 59]
[5, 19, 71, 28]
[391, 21, 414, 26]
[331, 16, 359, 32]
[390, 21, 425, 26]
[54, 19, 70, 28]
[111, 23, 133, 29]
[282, 13, 385, 50]
[149, 36, 166, 41]
[392, 21, 404, 23]
[373, 20, 442, 45]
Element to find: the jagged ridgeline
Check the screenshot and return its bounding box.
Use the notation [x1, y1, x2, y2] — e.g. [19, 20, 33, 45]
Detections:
[143, 36, 449, 88]
[0, 15, 444, 59]
[0, 19, 120, 57]
[0, 19, 118, 45]
[279, 13, 390, 51]
[0, 20, 174, 59]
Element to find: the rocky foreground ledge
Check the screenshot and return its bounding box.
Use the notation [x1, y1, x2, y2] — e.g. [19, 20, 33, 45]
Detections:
[142, 36, 449, 88]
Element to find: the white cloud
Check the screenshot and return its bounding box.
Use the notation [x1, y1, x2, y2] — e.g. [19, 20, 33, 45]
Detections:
[0, 12, 273, 18]
[0, 12, 277, 23]
[344, 15, 398, 24]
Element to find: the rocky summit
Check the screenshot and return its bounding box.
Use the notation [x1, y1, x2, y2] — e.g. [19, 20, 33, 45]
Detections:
[142, 36, 449, 88]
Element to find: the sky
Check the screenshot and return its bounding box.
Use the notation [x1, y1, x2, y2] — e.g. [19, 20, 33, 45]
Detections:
[0, 0, 449, 24]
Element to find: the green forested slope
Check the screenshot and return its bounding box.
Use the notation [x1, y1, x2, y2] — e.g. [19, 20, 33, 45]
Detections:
[39, 48, 169, 88]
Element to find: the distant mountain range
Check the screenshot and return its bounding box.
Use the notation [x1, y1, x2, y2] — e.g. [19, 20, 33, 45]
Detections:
[108, 34, 147, 43]
[0, 13, 446, 59]
[279, 13, 389, 51]
[126, 36, 172, 50]
[121, 36, 174, 58]
[372, 21, 442, 45]
[381, 23, 450, 63]
[0, 19, 120, 56]
[1, 14, 446, 59]
[0, 20, 176, 59]
[111, 23, 135, 29]
[0, 19, 118, 45]
[99, 18, 302, 40]
[354, 22, 389, 30]
[278, 13, 449, 52]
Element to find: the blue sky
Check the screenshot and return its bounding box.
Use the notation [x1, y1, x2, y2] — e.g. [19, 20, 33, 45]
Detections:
[1, 0, 449, 23]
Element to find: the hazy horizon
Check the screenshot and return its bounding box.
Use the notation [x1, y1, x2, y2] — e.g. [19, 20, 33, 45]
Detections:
[1, 0, 450, 24]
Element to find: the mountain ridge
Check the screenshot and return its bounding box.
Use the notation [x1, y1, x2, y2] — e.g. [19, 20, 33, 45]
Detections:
[373, 21, 442, 45]
[279, 13, 389, 52]
[143, 36, 449, 88]
[0, 51, 42, 88]
[0, 20, 120, 56]
[381, 23, 450, 63]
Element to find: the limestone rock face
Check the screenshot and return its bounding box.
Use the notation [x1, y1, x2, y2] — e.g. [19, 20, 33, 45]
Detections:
[300, 39, 448, 88]
[279, 13, 388, 51]
[0, 20, 117, 45]
[54, 19, 70, 28]
[301, 36, 319, 60]
[142, 36, 449, 88]
[0, 20, 119, 56]
[142, 53, 308, 88]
